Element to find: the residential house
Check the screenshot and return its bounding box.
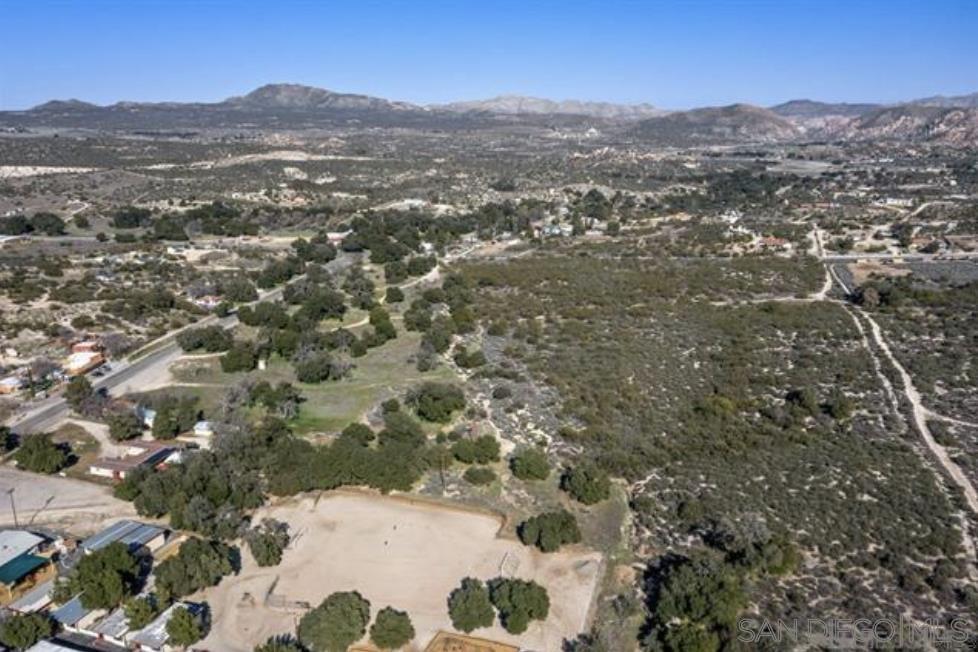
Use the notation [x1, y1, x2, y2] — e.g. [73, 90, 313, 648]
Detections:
[89, 441, 176, 481]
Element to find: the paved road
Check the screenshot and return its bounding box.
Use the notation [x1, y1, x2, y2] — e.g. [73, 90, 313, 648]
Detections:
[7, 252, 358, 436]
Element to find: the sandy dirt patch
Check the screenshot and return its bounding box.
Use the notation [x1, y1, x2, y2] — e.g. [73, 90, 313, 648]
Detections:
[0, 466, 136, 534]
[847, 260, 912, 286]
[0, 166, 97, 179]
[62, 417, 128, 458]
[201, 492, 602, 652]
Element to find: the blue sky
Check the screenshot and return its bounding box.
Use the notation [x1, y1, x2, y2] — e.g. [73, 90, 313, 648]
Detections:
[2, 0, 976, 110]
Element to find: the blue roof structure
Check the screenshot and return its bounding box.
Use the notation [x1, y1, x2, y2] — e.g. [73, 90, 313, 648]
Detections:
[81, 520, 165, 554]
[52, 595, 91, 626]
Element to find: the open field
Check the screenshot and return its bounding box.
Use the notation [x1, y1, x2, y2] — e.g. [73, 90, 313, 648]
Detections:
[200, 491, 603, 652]
[0, 466, 136, 534]
[170, 330, 456, 436]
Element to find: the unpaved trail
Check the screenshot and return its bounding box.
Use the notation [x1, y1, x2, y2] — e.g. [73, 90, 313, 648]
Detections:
[859, 309, 978, 516]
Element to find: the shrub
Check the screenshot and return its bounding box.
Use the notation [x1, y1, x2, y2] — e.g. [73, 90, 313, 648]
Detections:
[518, 510, 581, 552]
[410, 383, 465, 423]
[510, 447, 550, 481]
[463, 466, 497, 486]
[561, 463, 611, 505]
[451, 435, 500, 465]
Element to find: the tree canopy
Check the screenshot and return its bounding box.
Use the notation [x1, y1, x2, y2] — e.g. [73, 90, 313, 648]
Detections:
[298, 591, 371, 652]
[447, 578, 494, 633]
[369, 606, 415, 650]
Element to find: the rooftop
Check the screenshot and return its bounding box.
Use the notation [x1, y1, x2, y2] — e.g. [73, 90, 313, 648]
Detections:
[0, 553, 49, 584]
[81, 520, 166, 554]
[0, 530, 45, 566]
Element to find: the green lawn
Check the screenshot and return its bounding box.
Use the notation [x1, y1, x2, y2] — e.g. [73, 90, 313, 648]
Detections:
[169, 329, 456, 437]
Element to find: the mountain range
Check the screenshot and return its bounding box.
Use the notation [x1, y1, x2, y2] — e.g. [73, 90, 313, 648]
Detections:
[3, 83, 977, 147]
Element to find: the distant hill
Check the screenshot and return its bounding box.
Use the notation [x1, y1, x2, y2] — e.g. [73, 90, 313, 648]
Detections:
[630, 104, 800, 145]
[770, 99, 880, 118]
[3, 83, 976, 146]
[226, 83, 419, 112]
[909, 92, 978, 109]
[439, 94, 666, 120]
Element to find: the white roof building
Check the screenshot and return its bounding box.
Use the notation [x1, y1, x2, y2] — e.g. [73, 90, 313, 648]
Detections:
[0, 530, 45, 567]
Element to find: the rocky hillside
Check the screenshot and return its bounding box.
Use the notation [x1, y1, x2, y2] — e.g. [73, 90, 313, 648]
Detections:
[629, 104, 801, 145]
[226, 83, 418, 112]
[439, 94, 665, 120]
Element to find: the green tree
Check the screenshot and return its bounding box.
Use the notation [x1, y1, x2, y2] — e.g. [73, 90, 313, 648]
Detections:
[221, 340, 258, 373]
[154, 539, 235, 602]
[14, 433, 69, 474]
[510, 447, 550, 481]
[64, 375, 94, 412]
[0, 613, 54, 650]
[451, 435, 499, 465]
[107, 409, 144, 442]
[385, 286, 405, 304]
[463, 466, 497, 486]
[488, 577, 550, 634]
[561, 463, 611, 505]
[370, 606, 415, 650]
[124, 595, 160, 630]
[166, 606, 207, 648]
[298, 591, 371, 652]
[246, 519, 291, 567]
[410, 383, 465, 423]
[67, 542, 139, 609]
[518, 510, 581, 553]
[447, 578, 494, 633]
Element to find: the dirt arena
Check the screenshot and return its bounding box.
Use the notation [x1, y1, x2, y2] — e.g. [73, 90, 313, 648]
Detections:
[200, 491, 603, 651]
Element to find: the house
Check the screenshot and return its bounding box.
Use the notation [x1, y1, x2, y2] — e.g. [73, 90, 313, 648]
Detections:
[128, 602, 203, 652]
[63, 351, 105, 377]
[137, 406, 157, 429]
[0, 530, 56, 605]
[192, 420, 213, 437]
[81, 520, 167, 556]
[71, 340, 102, 354]
[0, 375, 23, 394]
[0, 551, 56, 605]
[8, 577, 55, 613]
[89, 441, 175, 481]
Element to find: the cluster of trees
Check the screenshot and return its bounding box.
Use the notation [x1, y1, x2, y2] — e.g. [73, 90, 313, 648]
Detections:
[177, 325, 233, 353]
[112, 202, 258, 240]
[561, 463, 611, 505]
[151, 395, 202, 440]
[0, 211, 66, 236]
[447, 576, 549, 635]
[292, 591, 416, 652]
[510, 447, 550, 481]
[248, 381, 303, 420]
[245, 518, 291, 567]
[54, 542, 140, 609]
[13, 433, 69, 474]
[154, 538, 236, 602]
[450, 435, 499, 464]
[408, 382, 466, 423]
[383, 254, 436, 284]
[518, 510, 581, 552]
[0, 613, 55, 649]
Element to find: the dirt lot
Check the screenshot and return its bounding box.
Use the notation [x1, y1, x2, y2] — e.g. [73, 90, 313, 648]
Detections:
[0, 466, 136, 534]
[200, 491, 603, 652]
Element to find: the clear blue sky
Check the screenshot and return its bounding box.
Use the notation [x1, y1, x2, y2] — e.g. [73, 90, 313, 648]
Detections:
[2, 0, 976, 110]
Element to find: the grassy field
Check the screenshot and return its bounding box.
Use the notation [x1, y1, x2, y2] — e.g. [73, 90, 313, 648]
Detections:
[169, 329, 456, 436]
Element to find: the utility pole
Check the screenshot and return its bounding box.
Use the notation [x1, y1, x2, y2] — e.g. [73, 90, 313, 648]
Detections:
[6, 488, 17, 528]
